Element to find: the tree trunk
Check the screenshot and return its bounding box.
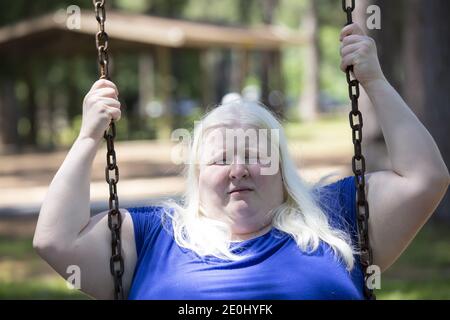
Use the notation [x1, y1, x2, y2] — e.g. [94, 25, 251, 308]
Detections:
[260, 0, 284, 117]
[138, 53, 155, 133]
[25, 72, 38, 147]
[229, 49, 246, 94]
[404, 0, 450, 221]
[216, 49, 232, 102]
[0, 79, 20, 153]
[155, 47, 173, 139]
[298, 0, 320, 122]
[200, 49, 214, 109]
[403, 0, 425, 120]
[238, 0, 255, 24]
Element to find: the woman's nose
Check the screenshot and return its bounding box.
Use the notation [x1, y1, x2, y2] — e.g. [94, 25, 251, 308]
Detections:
[229, 163, 249, 180]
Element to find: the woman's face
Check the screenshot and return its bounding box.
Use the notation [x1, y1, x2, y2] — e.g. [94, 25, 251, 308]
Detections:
[198, 124, 284, 235]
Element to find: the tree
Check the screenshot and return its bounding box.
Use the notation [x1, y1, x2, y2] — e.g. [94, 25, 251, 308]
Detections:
[298, 0, 320, 121]
[260, 0, 284, 117]
[0, 78, 20, 153]
[403, 0, 450, 221]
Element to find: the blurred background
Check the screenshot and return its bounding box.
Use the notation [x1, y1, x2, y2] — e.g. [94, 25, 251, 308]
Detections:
[0, 0, 449, 299]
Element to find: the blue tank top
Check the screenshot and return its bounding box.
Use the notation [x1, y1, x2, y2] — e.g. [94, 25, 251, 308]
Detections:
[127, 176, 365, 300]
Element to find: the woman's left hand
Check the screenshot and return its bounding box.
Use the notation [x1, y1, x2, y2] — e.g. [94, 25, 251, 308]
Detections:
[340, 22, 386, 87]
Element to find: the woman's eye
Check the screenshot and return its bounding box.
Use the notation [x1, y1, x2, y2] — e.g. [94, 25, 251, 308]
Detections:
[258, 157, 271, 166]
[214, 156, 229, 165]
[245, 154, 259, 164]
[244, 157, 253, 164]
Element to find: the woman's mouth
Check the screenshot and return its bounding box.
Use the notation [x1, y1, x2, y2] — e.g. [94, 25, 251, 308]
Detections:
[228, 188, 253, 195]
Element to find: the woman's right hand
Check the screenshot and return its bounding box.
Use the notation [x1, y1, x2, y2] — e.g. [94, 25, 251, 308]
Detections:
[79, 79, 121, 142]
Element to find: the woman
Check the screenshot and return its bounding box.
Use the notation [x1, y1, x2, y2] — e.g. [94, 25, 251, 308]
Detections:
[33, 23, 449, 300]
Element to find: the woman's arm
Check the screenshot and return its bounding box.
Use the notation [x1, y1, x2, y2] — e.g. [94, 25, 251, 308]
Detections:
[340, 23, 449, 182]
[33, 80, 137, 299]
[364, 78, 449, 182]
[33, 78, 120, 251]
[340, 23, 449, 271]
[33, 136, 100, 251]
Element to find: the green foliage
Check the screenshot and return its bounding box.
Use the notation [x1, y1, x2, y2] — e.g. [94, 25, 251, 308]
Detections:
[284, 114, 351, 145]
[115, 0, 152, 12]
[378, 279, 450, 300]
[0, 236, 33, 259]
[377, 223, 450, 300]
[113, 55, 139, 96]
[15, 81, 29, 102]
[183, 0, 259, 25]
[58, 115, 83, 146]
[173, 106, 203, 133]
[18, 118, 31, 138]
[172, 49, 202, 99]
[244, 75, 261, 88]
[278, 0, 348, 106]
[282, 47, 305, 102]
[319, 26, 347, 102]
[0, 0, 92, 27]
[0, 280, 90, 300]
[115, 0, 189, 17]
[277, 0, 308, 28]
[316, 0, 347, 26]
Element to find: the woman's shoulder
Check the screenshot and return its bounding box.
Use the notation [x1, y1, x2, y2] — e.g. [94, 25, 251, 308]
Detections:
[126, 205, 174, 229]
[311, 175, 357, 230]
[126, 205, 168, 217]
[312, 175, 354, 192]
[311, 175, 355, 205]
[125, 205, 174, 255]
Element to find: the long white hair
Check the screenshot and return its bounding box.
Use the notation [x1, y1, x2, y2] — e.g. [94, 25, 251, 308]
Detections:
[161, 99, 357, 271]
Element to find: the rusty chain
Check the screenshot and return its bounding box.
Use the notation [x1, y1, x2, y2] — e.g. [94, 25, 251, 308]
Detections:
[93, 0, 124, 300]
[342, 0, 376, 300]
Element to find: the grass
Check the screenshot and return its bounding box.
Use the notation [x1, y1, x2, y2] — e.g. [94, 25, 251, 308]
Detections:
[379, 279, 450, 300]
[376, 222, 450, 300]
[283, 115, 354, 159]
[0, 235, 90, 300]
[0, 278, 89, 300]
[0, 235, 34, 259]
[284, 114, 351, 142]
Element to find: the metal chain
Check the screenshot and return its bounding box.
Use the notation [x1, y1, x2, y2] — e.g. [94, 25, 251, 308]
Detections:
[93, 0, 125, 300]
[342, 0, 376, 300]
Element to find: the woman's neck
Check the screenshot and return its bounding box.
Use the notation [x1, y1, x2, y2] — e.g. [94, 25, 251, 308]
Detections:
[230, 223, 273, 242]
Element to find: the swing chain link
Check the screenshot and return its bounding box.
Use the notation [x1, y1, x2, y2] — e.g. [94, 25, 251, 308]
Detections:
[342, 0, 376, 300]
[94, 0, 109, 79]
[93, 0, 125, 300]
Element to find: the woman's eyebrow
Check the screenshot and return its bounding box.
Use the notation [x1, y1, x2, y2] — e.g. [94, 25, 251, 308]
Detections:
[201, 149, 225, 160]
[204, 147, 259, 157]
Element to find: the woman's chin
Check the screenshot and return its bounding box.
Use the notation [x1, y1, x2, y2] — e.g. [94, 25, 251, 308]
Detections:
[228, 201, 255, 216]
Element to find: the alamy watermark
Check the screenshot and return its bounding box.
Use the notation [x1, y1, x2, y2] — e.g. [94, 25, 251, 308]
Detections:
[66, 265, 81, 290]
[366, 264, 381, 290]
[171, 123, 280, 176]
[366, 5, 381, 30]
[53, 5, 81, 30]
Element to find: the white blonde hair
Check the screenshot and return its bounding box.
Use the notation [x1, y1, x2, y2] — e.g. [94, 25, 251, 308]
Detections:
[160, 100, 357, 271]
